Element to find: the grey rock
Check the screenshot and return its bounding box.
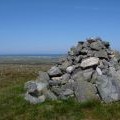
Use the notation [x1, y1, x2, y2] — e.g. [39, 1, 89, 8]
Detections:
[68, 46, 78, 56]
[80, 57, 99, 68]
[109, 67, 116, 76]
[80, 48, 88, 54]
[96, 67, 102, 75]
[102, 59, 109, 68]
[76, 43, 83, 53]
[96, 75, 120, 103]
[66, 66, 75, 73]
[59, 60, 72, 71]
[61, 73, 70, 84]
[87, 38, 96, 43]
[90, 41, 105, 51]
[43, 90, 57, 100]
[72, 71, 83, 80]
[82, 41, 90, 48]
[75, 55, 82, 63]
[94, 50, 108, 59]
[102, 68, 109, 75]
[83, 68, 94, 81]
[61, 82, 76, 91]
[24, 81, 37, 93]
[36, 71, 50, 83]
[51, 87, 63, 96]
[62, 89, 74, 96]
[48, 66, 62, 77]
[98, 61, 105, 69]
[25, 93, 46, 104]
[87, 50, 95, 57]
[49, 80, 61, 86]
[74, 77, 98, 102]
[36, 82, 48, 92]
[91, 71, 98, 84]
[62, 73, 70, 81]
[102, 41, 110, 48]
[51, 77, 62, 81]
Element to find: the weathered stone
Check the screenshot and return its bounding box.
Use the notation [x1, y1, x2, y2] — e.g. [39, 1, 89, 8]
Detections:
[102, 41, 110, 48]
[36, 82, 48, 91]
[24, 81, 37, 93]
[74, 77, 98, 102]
[75, 55, 82, 63]
[94, 50, 108, 59]
[66, 66, 75, 73]
[43, 90, 57, 100]
[102, 59, 109, 68]
[90, 41, 105, 51]
[59, 60, 72, 71]
[86, 37, 97, 43]
[60, 73, 70, 84]
[62, 73, 70, 81]
[49, 80, 61, 86]
[51, 77, 62, 81]
[62, 89, 74, 96]
[76, 43, 83, 53]
[72, 71, 83, 80]
[80, 57, 99, 68]
[109, 67, 116, 76]
[61, 82, 76, 91]
[51, 87, 63, 96]
[68, 46, 78, 56]
[91, 71, 98, 84]
[36, 71, 50, 83]
[96, 75, 120, 103]
[87, 50, 95, 57]
[25, 93, 46, 104]
[83, 69, 94, 81]
[96, 67, 102, 75]
[82, 41, 90, 48]
[48, 66, 62, 77]
[80, 48, 88, 54]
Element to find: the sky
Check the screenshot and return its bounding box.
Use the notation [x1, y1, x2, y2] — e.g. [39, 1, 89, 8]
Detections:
[0, 0, 120, 54]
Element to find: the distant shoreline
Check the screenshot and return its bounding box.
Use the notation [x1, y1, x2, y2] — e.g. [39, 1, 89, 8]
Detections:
[0, 54, 66, 65]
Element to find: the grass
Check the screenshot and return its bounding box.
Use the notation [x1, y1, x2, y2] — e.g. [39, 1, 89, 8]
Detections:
[0, 64, 120, 120]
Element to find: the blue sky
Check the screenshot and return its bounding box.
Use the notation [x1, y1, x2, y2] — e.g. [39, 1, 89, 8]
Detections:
[0, 0, 120, 54]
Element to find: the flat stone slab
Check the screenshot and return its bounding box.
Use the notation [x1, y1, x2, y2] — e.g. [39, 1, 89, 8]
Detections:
[80, 57, 99, 68]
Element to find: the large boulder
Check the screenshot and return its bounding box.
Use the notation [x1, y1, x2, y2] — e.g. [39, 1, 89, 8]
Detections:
[96, 75, 120, 103]
[74, 77, 98, 102]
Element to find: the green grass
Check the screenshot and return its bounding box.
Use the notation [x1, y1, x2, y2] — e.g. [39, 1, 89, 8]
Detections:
[0, 64, 120, 120]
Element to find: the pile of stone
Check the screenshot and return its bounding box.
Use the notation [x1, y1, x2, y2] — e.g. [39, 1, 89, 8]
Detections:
[24, 37, 120, 104]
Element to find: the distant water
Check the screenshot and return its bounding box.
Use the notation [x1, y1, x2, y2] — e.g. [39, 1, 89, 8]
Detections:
[0, 54, 66, 58]
[0, 54, 66, 64]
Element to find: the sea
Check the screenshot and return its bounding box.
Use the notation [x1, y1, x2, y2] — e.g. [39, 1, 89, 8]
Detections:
[0, 54, 66, 64]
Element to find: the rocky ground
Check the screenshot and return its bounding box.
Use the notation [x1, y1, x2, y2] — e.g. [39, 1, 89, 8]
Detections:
[24, 37, 120, 104]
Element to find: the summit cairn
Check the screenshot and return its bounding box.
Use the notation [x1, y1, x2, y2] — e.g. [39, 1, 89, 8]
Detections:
[24, 37, 120, 104]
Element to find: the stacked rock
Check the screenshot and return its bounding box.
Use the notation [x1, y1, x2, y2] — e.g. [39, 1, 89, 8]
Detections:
[24, 37, 120, 104]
